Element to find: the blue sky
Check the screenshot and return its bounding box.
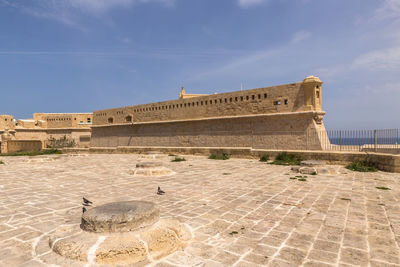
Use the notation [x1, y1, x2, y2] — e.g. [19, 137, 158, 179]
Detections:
[0, 0, 399, 129]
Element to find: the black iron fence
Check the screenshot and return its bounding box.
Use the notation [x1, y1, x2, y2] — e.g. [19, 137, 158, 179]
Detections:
[318, 129, 400, 154]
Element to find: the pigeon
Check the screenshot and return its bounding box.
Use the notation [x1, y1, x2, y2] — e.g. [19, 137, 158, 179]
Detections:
[82, 207, 87, 213]
[157, 186, 165, 195]
[83, 197, 93, 206]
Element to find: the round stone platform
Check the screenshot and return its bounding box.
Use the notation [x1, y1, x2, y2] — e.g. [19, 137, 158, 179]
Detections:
[81, 201, 159, 233]
[48, 201, 191, 266]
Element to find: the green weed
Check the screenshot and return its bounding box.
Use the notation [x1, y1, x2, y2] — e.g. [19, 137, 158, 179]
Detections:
[209, 153, 230, 160]
[259, 154, 269, 162]
[171, 157, 186, 162]
[346, 161, 378, 172]
[376, 186, 390, 190]
[270, 152, 302, 166]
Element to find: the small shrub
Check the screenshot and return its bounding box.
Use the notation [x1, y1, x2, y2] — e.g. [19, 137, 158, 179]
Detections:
[209, 153, 230, 160]
[46, 135, 76, 148]
[171, 157, 186, 162]
[229, 231, 239, 235]
[346, 161, 377, 172]
[271, 152, 302, 165]
[0, 149, 61, 157]
[340, 198, 351, 201]
[168, 153, 176, 157]
[0, 160, 4, 164]
[298, 178, 307, 181]
[259, 154, 269, 162]
[376, 186, 390, 190]
[223, 173, 231, 175]
[311, 172, 317, 175]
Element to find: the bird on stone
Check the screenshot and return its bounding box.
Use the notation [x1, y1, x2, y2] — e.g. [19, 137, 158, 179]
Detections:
[83, 197, 93, 206]
[157, 186, 165, 195]
[82, 207, 87, 213]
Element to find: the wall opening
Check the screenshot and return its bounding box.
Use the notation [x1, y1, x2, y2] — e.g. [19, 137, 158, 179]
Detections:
[125, 115, 132, 122]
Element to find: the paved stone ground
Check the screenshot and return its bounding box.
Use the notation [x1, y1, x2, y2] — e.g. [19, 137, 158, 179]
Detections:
[1, 153, 400, 267]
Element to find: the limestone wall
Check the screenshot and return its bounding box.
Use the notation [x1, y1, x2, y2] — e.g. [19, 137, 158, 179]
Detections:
[93, 78, 322, 125]
[15, 128, 92, 148]
[33, 113, 93, 129]
[91, 76, 327, 150]
[91, 111, 327, 150]
[0, 115, 15, 131]
[1, 140, 43, 153]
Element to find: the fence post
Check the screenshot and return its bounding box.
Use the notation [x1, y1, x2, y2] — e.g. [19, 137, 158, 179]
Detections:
[374, 129, 377, 152]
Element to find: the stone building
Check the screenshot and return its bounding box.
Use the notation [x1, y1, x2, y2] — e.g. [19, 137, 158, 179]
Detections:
[91, 76, 328, 150]
[0, 113, 92, 153]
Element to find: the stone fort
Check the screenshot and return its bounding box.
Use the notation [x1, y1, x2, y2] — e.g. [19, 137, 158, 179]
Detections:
[90, 75, 327, 150]
[1, 76, 327, 153]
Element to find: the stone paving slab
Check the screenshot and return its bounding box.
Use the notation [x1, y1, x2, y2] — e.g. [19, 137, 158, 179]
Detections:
[0, 154, 400, 266]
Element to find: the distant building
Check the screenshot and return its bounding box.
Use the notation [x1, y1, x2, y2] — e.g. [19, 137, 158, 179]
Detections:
[0, 113, 92, 152]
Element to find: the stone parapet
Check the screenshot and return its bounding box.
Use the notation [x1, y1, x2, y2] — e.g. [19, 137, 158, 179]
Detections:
[1, 140, 43, 153]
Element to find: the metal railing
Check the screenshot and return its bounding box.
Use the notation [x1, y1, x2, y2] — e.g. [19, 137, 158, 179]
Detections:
[319, 129, 400, 154]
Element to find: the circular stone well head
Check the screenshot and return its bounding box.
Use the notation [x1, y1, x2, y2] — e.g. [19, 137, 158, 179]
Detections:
[81, 201, 159, 233]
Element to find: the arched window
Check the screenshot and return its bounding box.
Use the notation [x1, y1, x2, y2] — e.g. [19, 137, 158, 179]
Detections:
[125, 115, 132, 122]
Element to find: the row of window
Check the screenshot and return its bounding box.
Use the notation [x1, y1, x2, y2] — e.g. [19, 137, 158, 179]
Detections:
[47, 118, 72, 121]
[105, 98, 289, 124]
[132, 93, 270, 113]
[46, 118, 92, 124]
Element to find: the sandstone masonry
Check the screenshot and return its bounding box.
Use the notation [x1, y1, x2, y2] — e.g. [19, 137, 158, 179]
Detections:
[91, 76, 328, 150]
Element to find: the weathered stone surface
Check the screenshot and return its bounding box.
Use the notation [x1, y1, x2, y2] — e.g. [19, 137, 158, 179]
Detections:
[291, 166, 301, 172]
[95, 234, 147, 265]
[81, 201, 160, 233]
[157, 219, 192, 241]
[2, 153, 400, 266]
[136, 161, 163, 168]
[130, 162, 174, 176]
[51, 231, 98, 262]
[299, 166, 317, 175]
[301, 160, 326, 167]
[141, 227, 184, 260]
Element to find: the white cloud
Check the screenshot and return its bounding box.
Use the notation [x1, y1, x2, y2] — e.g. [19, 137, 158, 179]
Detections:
[352, 46, 400, 71]
[374, 0, 400, 22]
[238, 0, 268, 8]
[291, 30, 311, 44]
[0, 0, 175, 28]
[67, 0, 175, 14]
